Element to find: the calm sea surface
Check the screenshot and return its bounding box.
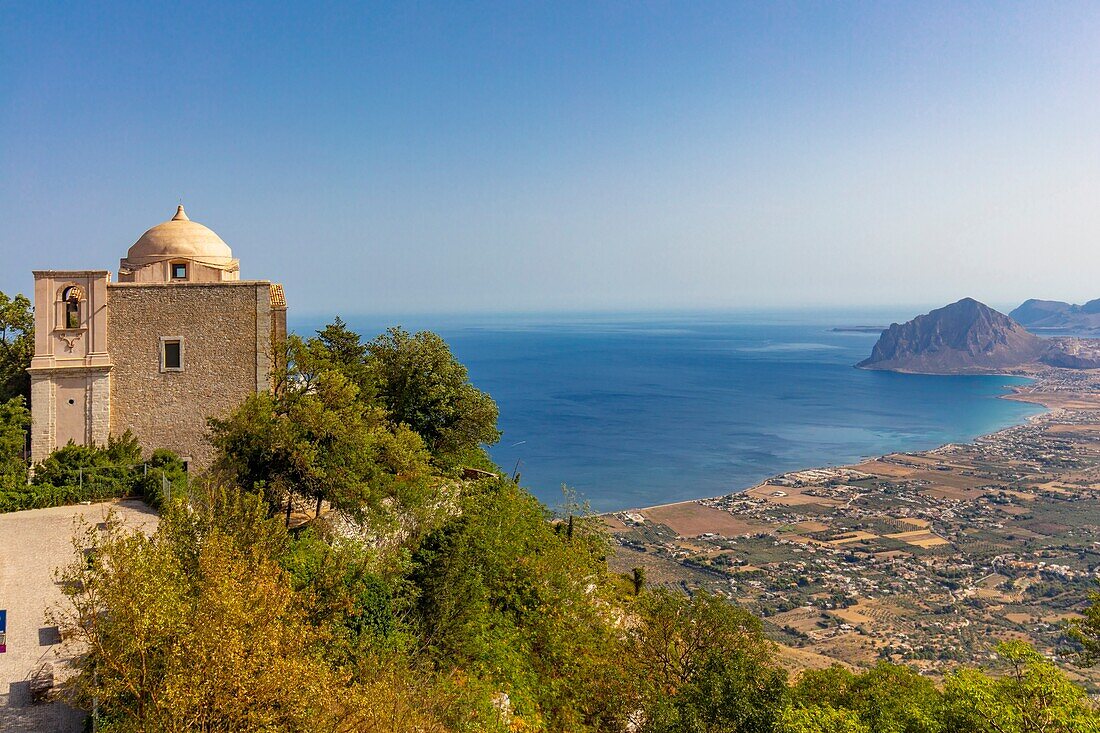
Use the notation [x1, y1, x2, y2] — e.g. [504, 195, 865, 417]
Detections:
[292, 311, 1045, 513]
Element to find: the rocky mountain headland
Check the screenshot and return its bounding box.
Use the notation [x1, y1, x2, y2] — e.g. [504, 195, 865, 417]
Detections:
[858, 297, 1100, 373]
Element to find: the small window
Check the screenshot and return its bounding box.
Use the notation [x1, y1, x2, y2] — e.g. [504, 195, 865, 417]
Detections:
[161, 338, 183, 371]
[171, 262, 188, 280]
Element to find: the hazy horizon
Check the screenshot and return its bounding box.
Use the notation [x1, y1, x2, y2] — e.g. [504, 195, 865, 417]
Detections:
[285, 301, 1019, 326]
[3, 2, 1099, 312]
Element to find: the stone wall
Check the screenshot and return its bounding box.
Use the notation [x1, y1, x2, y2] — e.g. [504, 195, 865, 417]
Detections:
[29, 369, 111, 462]
[29, 374, 54, 462]
[89, 370, 111, 446]
[106, 281, 274, 468]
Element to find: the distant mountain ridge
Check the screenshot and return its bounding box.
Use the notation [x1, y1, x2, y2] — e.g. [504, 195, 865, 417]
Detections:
[858, 298, 1046, 373]
[1009, 299, 1100, 331]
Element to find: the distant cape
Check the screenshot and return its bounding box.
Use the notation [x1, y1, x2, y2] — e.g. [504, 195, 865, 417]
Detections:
[857, 298, 1046, 373]
[1009, 299, 1100, 331]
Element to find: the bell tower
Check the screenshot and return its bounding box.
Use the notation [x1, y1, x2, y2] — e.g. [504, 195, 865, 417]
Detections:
[27, 270, 113, 461]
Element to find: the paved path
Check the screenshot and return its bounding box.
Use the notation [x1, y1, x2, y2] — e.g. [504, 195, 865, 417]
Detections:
[0, 500, 158, 732]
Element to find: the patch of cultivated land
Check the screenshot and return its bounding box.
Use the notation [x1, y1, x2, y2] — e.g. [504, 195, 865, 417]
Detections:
[634, 502, 774, 537]
[607, 367, 1100, 688]
[0, 500, 157, 732]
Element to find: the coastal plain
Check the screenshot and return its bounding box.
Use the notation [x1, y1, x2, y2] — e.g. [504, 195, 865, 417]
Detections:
[607, 365, 1100, 687]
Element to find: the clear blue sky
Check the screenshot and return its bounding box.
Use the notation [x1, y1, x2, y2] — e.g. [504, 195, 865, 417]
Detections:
[2, 2, 1098, 315]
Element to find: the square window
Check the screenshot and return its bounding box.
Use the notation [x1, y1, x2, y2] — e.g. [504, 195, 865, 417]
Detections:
[161, 339, 183, 371]
[171, 263, 188, 280]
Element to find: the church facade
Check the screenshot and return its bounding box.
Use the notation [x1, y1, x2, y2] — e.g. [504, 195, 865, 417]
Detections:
[28, 206, 287, 469]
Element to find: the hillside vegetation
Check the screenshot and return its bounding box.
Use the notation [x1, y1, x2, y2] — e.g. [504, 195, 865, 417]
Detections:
[0, 290, 1095, 732]
[58, 320, 1100, 732]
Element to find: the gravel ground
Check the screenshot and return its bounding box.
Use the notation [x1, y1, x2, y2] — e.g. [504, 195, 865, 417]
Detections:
[0, 500, 158, 732]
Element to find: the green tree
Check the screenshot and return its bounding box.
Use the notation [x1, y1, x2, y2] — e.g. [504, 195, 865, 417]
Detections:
[54, 481, 457, 732]
[58, 485, 324, 731]
[940, 640, 1100, 732]
[627, 590, 789, 733]
[632, 566, 646, 595]
[1068, 586, 1100, 666]
[278, 320, 376, 402]
[0, 291, 33, 403]
[208, 368, 432, 523]
[136, 448, 189, 507]
[409, 477, 627, 731]
[281, 527, 405, 662]
[312, 316, 375, 396]
[0, 396, 29, 487]
[367, 327, 500, 466]
[779, 704, 870, 733]
[790, 663, 941, 733]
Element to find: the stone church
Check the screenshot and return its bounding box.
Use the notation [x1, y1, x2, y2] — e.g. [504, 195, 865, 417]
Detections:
[29, 206, 287, 469]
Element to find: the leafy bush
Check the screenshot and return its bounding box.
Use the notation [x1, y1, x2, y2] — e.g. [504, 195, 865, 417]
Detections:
[0, 430, 186, 513]
[0, 396, 29, 486]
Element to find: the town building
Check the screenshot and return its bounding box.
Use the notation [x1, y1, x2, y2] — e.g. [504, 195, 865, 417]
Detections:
[28, 206, 287, 468]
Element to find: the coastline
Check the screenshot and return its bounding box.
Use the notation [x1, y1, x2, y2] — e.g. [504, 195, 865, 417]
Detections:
[607, 367, 1055, 518]
[603, 364, 1100, 680]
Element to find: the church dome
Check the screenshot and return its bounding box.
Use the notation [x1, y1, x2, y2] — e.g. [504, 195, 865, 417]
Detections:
[127, 205, 233, 260]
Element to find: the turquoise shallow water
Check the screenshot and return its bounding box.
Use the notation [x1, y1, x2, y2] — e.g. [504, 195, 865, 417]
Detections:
[293, 311, 1045, 513]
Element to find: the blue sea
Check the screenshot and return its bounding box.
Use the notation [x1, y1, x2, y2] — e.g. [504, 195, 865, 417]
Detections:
[291, 310, 1045, 513]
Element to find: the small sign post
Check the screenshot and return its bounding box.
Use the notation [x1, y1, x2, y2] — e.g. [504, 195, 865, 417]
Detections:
[0, 609, 7, 653]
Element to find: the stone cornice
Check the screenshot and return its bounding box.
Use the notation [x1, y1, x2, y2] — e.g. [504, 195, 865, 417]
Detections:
[28, 363, 113, 376]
